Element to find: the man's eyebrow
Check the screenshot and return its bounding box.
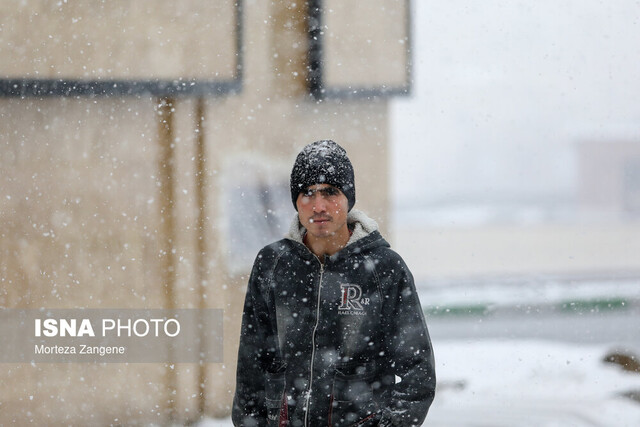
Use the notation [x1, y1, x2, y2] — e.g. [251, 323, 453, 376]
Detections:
[303, 187, 340, 196]
[320, 187, 340, 195]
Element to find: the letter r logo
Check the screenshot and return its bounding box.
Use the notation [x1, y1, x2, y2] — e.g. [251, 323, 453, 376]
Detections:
[339, 284, 364, 311]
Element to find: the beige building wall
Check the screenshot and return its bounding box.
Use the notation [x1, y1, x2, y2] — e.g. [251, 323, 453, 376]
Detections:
[323, 0, 409, 88]
[0, 0, 238, 80]
[0, 97, 179, 423]
[0, 1, 405, 424]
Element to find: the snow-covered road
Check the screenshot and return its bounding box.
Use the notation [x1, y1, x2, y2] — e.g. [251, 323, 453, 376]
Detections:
[428, 340, 640, 427]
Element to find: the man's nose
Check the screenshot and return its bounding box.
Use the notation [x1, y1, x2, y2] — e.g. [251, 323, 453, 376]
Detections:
[311, 194, 327, 212]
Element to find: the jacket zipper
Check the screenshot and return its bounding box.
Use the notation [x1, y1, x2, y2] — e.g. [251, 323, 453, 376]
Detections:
[303, 256, 324, 426]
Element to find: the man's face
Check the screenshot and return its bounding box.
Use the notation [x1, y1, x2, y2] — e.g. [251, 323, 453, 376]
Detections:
[296, 184, 349, 239]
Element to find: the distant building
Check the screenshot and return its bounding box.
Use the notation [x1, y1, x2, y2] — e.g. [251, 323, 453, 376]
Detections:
[578, 140, 640, 218]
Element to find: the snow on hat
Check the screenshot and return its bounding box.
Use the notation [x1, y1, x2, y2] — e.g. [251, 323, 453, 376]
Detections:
[290, 140, 356, 211]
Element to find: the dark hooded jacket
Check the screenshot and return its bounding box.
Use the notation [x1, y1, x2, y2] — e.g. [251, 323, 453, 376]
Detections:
[232, 210, 436, 426]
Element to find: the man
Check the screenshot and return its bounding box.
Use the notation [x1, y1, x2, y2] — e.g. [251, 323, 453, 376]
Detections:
[232, 140, 436, 426]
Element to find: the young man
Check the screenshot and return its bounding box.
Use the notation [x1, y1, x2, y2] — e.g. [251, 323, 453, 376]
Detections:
[232, 140, 436, 426]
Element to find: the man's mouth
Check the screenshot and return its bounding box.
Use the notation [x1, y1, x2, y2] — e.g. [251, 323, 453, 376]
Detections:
[309, 217, 331, 223]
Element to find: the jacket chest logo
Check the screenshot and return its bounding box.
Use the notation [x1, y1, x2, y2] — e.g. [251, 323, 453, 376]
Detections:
[338, 284, 369, 315]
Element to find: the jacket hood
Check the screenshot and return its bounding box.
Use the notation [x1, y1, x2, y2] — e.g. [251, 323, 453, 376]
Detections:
[285, 208, 382, 249]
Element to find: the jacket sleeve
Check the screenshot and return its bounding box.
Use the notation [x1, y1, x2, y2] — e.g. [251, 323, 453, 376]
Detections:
[377, 253, 436, 426]
[232, 249, 280, 426]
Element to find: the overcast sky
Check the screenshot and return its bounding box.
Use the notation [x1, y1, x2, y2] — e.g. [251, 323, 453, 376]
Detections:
[391, 0, 640, 208]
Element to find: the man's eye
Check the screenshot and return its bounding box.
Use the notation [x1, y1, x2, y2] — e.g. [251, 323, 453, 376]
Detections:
[322, 188, 339, 196]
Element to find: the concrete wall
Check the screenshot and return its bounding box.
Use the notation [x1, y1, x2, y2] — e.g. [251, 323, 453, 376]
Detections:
[0, 0, 406, 424]
[0, 0, 237, 79]
[324, 0, 409, 88]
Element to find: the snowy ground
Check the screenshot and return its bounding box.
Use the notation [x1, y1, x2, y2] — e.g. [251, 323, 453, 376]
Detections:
[196, 339, 640, 427]
[194, 279, 640, 426]
[193, 278, 640, 426]
[417, 277, 640, 313]
[427, 340, 640, 426]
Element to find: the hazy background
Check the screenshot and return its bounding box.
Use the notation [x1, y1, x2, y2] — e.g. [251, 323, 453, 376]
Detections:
[392, 0, 640, 226]
[387, 5, 640, 423]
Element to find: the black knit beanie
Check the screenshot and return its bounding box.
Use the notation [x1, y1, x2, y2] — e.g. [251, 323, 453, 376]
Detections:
[290, 140, 356, 211]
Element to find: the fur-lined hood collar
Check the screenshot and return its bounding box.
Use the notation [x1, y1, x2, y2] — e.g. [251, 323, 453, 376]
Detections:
[285, 209, 379, 248]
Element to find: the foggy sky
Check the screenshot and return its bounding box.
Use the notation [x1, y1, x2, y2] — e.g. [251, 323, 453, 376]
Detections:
[392, 0, 640, 207]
